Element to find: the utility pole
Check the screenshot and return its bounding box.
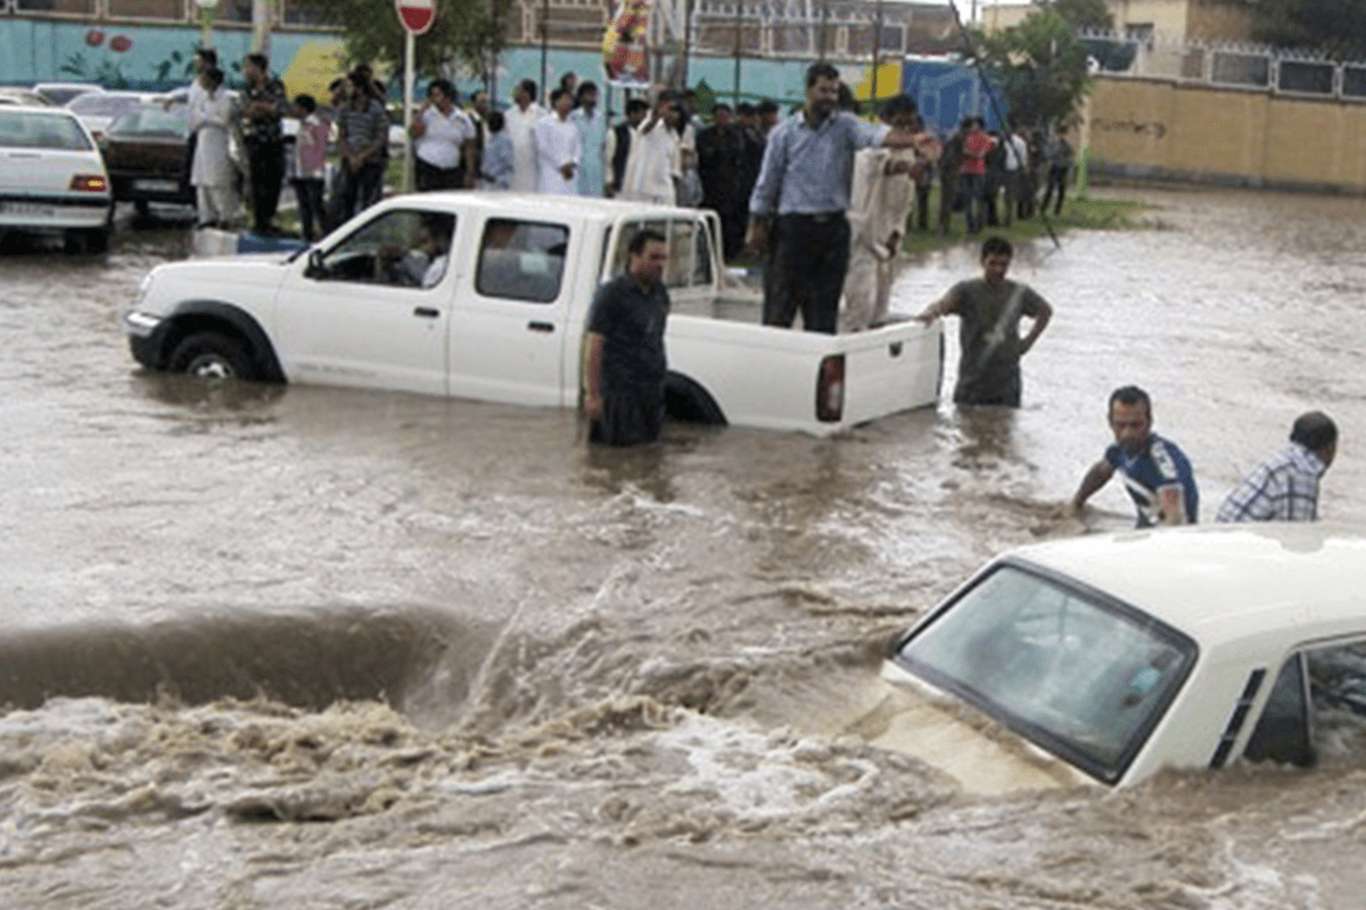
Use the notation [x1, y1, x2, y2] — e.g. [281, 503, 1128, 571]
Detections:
[195, 0, 219, 49]
[540, 0, 549, 99]
[251, 0, 272, 56]
[681, 0, 693, 89]
[732, 0, 744, 105]
[872, 0, 883, 103]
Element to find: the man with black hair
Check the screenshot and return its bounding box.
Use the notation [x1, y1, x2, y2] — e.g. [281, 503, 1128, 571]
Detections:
[916, 235, 1052, 403]
[696, 103, 749, 259]
[746, 62, 921, 333]
[535, 87, 581, 195]
[1217, 412, 1339, 522]
[1070, 385, 1200, 528]
[756, 99, 780, 137]
[606, 98, 649, 197]
[336, 69, 389, 220]
[584, 229, 672, 447]
[411, 79, 476, 191]
[175, 47, 218, 196]
[507, 79, 543, 193]
[240, 52, 288, 234]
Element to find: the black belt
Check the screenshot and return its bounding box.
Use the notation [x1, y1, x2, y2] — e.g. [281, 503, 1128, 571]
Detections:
[779, 211, 845, 224]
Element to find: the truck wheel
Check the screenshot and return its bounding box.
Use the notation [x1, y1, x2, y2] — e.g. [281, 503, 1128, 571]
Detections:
[84, 227, 110, 254]
[135, 199, 151, 218]
[169, 332, 255, 381]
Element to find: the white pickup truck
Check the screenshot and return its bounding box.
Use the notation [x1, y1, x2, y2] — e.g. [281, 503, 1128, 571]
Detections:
[122, 193, 942, 435]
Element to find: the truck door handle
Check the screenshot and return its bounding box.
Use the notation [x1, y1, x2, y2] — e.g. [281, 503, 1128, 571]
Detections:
[527, 321, 555, 333]
[889, 342, 903, 357]
[413, 307, 440, 319]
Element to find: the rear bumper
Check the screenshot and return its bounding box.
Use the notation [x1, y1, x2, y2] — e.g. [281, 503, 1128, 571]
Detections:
[0, 193, 112, 230]
[110, 173, 194, 206]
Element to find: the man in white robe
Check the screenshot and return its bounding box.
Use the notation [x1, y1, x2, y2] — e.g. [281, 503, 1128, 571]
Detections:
[505, 79, 543, 194]
[620, 93, 679, 205]
[842, 97, 923, 333]
[534, 88, 582, 195]
[570, 81, 607, 197]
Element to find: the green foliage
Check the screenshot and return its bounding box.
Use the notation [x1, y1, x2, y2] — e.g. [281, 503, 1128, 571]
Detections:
[974, 10, 1093, 129]
[1047, 0, 1114, 32]
[1250, 0, 1366, 58]
[291, 0, 505, 80]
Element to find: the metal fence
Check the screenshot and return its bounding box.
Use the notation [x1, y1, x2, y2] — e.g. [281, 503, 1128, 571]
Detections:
[1079, 28, 1366, 102]
[4, 0, 332, 28]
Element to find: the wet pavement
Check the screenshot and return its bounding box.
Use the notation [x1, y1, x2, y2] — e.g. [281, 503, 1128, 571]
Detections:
[2, 188, 1365, 908]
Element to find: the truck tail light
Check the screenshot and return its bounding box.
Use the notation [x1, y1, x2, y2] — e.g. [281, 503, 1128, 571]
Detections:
[70, 174, 108, 193]
[816, 354, 845, 423]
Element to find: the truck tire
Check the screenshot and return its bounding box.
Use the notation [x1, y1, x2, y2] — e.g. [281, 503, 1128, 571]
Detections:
[168, 331, 255, 381]
[664, 373, 726, 425]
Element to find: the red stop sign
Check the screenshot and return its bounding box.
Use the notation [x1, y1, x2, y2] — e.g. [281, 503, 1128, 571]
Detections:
[395, 0, 436, 35]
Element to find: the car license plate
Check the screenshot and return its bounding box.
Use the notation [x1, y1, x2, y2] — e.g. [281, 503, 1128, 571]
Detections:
[134, 179, 179, 192]
[0, 201, 57, 217]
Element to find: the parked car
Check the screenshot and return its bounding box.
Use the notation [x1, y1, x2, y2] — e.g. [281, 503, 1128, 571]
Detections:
[101, 104, 195, 216]
[879, 523, 1366, 792]
[0, 88, 52, 107]
[0, 106, 113, 253]
[34, 82, 104, 107]
[120, 193, 943, 435]
[66, 90, 155, 142]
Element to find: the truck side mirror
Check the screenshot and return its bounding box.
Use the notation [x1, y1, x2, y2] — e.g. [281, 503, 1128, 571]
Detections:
[304, 248, 326, 280]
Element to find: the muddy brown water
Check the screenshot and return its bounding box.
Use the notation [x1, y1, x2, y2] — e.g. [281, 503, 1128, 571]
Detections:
[2, 189, 1365, 908]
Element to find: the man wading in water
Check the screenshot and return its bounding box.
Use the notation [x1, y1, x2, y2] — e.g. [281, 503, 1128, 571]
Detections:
[583, 230, 671, 446]
[916, 236, 1053, 407]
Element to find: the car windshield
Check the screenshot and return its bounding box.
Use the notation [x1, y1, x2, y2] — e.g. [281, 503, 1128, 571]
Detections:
[68, 94, 141, 116]
[895, 563, 1196, 783]
[108, 106, 188, 139]
[0, 111, 93, 151]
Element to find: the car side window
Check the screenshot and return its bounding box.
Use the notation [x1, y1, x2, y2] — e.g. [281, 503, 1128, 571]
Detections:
[1244, 653, 1314, 768]
[476, 218, 569, 303]
[314, 209, 456, 290]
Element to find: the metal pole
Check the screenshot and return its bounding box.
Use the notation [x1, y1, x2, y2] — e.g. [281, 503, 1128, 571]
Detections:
[732, 0, 743, 105]
[540, 0, 549, 100]
[488, 0, 499, 100]
[682, 0, 693, 89]
[251, 0, 271, 56]
[818, 1, 827, 61]
[872, 0, 882, 104]
[404, 30, 415, 193]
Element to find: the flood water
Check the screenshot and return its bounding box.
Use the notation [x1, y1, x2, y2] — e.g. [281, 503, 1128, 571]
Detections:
[3, 189, 1366, 908]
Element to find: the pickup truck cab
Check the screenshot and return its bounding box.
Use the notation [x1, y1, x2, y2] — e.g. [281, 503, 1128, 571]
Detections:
[123, 193, 942, 435]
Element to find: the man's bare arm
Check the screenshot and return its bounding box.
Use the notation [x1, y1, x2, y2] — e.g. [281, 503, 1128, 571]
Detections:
[584, 332, 605, 420]
[1070, 459, 1115, 515]
[1158, 486, 1187, 526]
[1019, 299, 1053, 356]
[915, 290, 961, 323]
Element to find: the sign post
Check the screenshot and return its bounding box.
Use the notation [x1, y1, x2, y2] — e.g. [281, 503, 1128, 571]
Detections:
[395, 0, 437, 194]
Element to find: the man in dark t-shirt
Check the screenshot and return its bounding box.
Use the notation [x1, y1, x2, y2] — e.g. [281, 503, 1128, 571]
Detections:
[584, 229, 671, 446]
[916, 236, 1053, 407]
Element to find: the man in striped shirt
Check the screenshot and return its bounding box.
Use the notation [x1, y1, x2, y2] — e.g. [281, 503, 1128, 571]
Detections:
[1217, 412, 1338, 523]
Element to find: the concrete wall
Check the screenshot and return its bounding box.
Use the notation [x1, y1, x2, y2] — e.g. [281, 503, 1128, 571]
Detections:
[1089, 76, 1366, 193]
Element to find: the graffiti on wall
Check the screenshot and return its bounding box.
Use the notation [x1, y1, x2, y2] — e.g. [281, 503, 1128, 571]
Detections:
[1094, 117, 1168, 140]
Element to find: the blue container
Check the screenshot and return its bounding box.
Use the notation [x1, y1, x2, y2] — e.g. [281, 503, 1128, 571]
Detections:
[237, 232, 307, 255]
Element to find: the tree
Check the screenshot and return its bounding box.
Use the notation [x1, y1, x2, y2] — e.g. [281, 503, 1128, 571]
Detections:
[1048, 0, 1114, 32]
[973, 10, 1093, 129]
[1250, 0, 1366, 58]
[292, 0, 505, 82]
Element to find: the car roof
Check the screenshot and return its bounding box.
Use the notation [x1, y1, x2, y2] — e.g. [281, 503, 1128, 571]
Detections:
[389, 191, 705, 222]
[1008, 523, 1366, 649]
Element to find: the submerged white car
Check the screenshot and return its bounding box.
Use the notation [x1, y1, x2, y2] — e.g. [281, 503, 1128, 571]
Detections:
[878, 523, 1366, 791]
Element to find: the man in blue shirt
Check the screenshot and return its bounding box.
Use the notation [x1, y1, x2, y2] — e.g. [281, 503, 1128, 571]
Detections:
[1070, 385, 1199, 527]
[746, 63, 921, 334]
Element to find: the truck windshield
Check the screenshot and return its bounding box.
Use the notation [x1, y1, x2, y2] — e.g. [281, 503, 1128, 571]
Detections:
[895, 563, 1196, 783]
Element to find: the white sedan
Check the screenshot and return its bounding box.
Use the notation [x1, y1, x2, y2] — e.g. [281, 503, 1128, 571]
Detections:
[877, 523, 1366, 791]
[0, 106, 113, 253]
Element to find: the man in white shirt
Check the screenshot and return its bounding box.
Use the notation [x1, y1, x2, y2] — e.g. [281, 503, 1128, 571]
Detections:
[1002, 121, 1030, 226]
[620, 92, 680, 205]
[534, 88, 582, 195]
[410, 78, 477, 191]
[505, 78, 543, 194]
[570, 81, 607, 197]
